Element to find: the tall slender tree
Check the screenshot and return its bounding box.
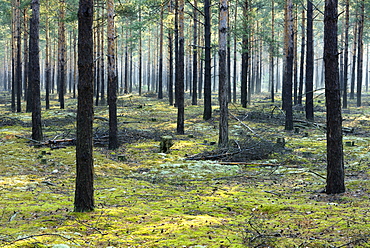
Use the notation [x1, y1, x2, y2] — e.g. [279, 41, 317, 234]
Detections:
[305, 0, 314, 121]
[29, 0, 42, 141]
[108, 0, 118, 149]
[324, 0, 345, 194]
[74, 0, 95, 212]
[218, 0, 228, 147]
[240, 0, 248, 108]
[298, 9, 305, 105]
[283, 0, 294, 130]
[58, 0, 66, 109]
[356, 0, 364, 107]
[158, 4, 164, 99]
[177, 0, 185, 134]
[203, 0, 212, 120]
[342, 0, 349, 108]
[191, 0, 198, 105]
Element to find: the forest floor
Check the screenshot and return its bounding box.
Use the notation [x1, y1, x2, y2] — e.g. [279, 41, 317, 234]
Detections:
[1, 91, 370, 247]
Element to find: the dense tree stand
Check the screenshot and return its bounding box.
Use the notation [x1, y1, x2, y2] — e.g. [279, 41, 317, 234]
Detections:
[324, 0, 345, 194]
[74, 0, 95, 212]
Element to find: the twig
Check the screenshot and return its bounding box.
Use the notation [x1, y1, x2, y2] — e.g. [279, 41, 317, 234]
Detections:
[2, 233, 79, 245]
[218, 162, 280, 167]
[15, 135, 43, 144]
[229, 112, 268, 142]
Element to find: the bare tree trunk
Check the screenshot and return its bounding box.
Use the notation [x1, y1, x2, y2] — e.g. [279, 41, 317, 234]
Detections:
[324, 0, 345, 194]
[168, 2, 174, 105]
[218, 0, 228, 147]
[177, 0, 185, 134]
[107, 0, 118, 149]
[158, 5, 164, 99]
[58, 0, 66, 109]
[305, 0, 314, 121]
[241, 0, 248, 108]
[342, 0, 349, 108]
[350, 22, 357, 100]
[23, 9, 29, 104]
[45, 15, 51, 109]
[283, 0, 294, 130]
[298, 9, 305, 105]
[29, 0, 43, 141]
[15, 0, 22, 113]
[191, 0, 198, 105]
[356, 0, 364, 107]
[203, 0, 212, 119]
[75, 0, 95, 212]
[270, 0, 275, 102]
[139, 7, 143, 96]
[233, 0, 238, 103]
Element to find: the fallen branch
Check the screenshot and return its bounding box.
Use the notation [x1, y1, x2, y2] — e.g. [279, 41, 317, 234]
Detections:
[1, 233, 79, 245]
[15, 135, 43, 144]
[218, 162, 280, 167]
[229, 112, 268, 142]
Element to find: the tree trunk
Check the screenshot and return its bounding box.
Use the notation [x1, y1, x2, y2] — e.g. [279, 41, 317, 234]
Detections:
[191, 0, 198, 105]
[283, 0, 294, 130]
[305, 0, 314, 121]
[158, 5, 164, 99]
[350, 22, 357, 100]
[45, 14, 51, 110]
[11, 2, 16, 112]
[107, 0, 118, 149]
[233, 0, 238, 103]
[218, 0, 228, 147]
[100, 5, 105, 102]
[270, 0, 275, 102]
[29, 0, 42, 141]
[75, 0, 95, 212]
[240, 0, 248, 108]
[342, 0, 349, 108]
[58, 0, 66, 109]
[168, 1, 174, 105]
[324, 0, 345, 194]
[177, 0, 185, 134]
[15, 0, 22, 113]
[23, 9, 29, 106]
[298, 9, 305, 105]
[356, 0, 364, 107]
[139, 7, 143, 96]
[203, 0, 212, 120]
[293, 10, 298, 105]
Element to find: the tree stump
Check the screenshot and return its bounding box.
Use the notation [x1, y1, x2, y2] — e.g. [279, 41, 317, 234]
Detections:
[159, 136, 173, 153]
[276, 137, 285, 148]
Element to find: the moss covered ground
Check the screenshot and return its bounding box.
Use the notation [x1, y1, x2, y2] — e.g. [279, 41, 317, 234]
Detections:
[0, 92, 370, 247]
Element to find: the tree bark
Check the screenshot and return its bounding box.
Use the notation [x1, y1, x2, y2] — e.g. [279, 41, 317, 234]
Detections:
[270, 0, 275, 102]
[324, 0, 345, 194]
[298, 9, 305, 105]
[191, 0, 198, 105]
[158, 4, 164, 99]
[75, 0, 95, 212]
[177, 0, 185, 134]
[203, 0, 212, 120]
[218, 0, 228, 147]
[167, 2, 174, 105]
[342, 0, 349, 108]
[283, 0, 294, 130]
[241, 0, 248, 108]
[29, 0, 42, 141]
[107, 0, 118, 150]
[305, 0, 314, 121]
[356, 0, 364, 107]
[350, 22, 357, 100]
[58, 0, 66, 109]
